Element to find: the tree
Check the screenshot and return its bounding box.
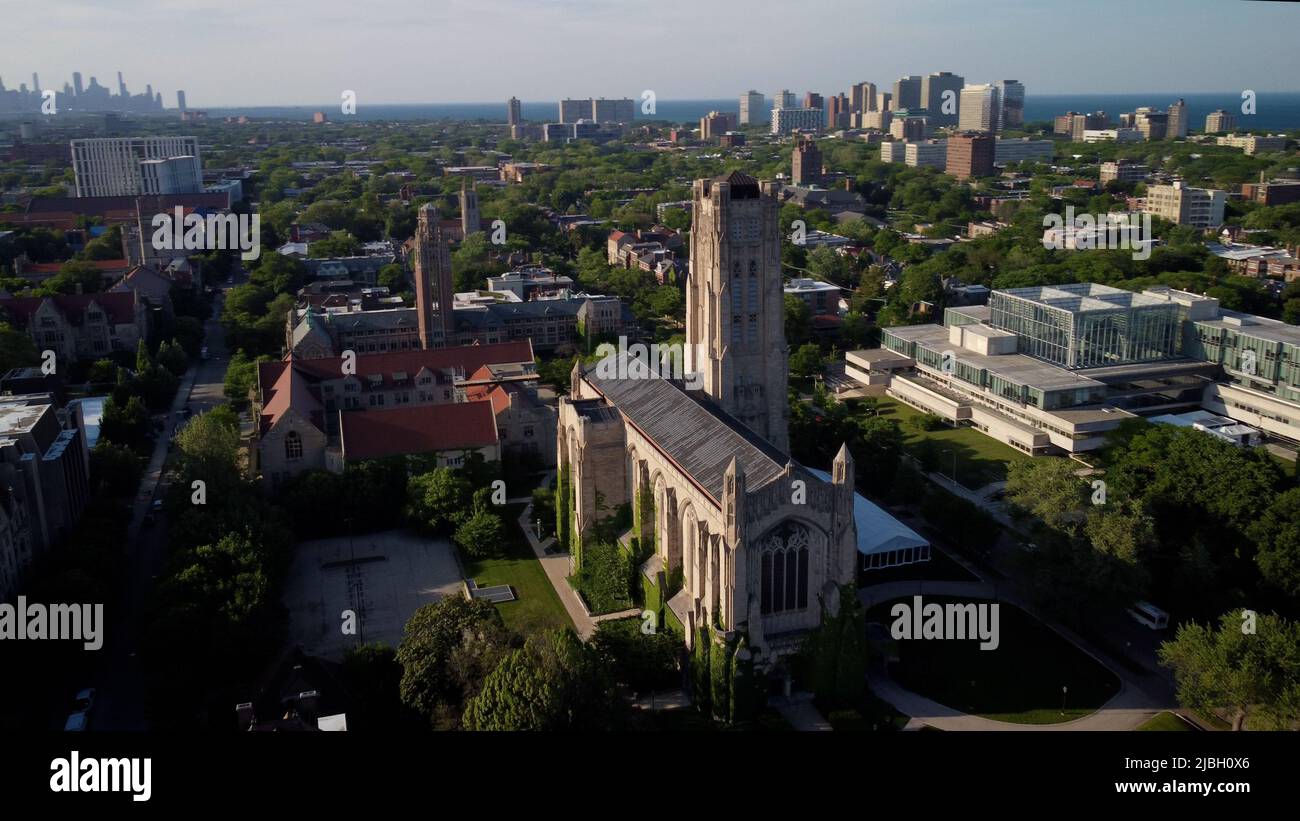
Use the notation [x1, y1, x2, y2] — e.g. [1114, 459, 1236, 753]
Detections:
[406, 467, 473, 533]
[89, 441, 142, 497]
[789, 343, 824, 379]
[87, 358, 118, 385]
[462, 629, 621, 731]
[454, 509, 505, 559]
[44, 260, 105, 295]
[0, 324, 39, 373]
[156, 339, 190, 377]
[99, 395, 150, 451]
[174, 407, 242, 493]
[396, 597, 504, 723]
[784, 295, 813, 348]
[1159, 609, 1300, 731]
[1004, 458, 1088, 534]
[1249, 488, 1300, 598]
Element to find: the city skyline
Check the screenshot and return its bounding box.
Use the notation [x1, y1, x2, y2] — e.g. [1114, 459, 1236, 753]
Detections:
[4, 0, 1299, 107]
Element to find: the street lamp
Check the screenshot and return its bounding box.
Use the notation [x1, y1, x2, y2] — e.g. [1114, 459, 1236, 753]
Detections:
[1061, 685, 1068, 716]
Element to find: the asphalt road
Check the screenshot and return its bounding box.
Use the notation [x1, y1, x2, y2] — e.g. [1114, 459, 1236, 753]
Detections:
[85, 275, 238, 731]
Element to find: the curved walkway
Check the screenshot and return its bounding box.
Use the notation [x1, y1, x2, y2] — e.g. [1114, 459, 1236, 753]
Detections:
[859, 579, 1167, 731]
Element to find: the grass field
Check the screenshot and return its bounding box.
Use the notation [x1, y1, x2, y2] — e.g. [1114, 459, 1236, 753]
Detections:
[1137, 711, 1196, 731]
[461, 502, 573, 637]
[868, 596, 1120, 725]
[869, 397, 1035, 488]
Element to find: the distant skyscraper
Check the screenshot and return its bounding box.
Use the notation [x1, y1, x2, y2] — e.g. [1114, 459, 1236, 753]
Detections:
[590, 98, 634, 123]
[700, 110, 736, 140]
[1167, 98, 1189, 139]
[892, 75, 923, 111]
[771, 107, 822, 136]
[958, 84, 1000, 133]
[413, 203, 455, 349]
[1205, 109, 1236, 134]
[558, 98, 586, 123]
[740, 90, 765, 125]
[850, 81, 878, 114]
[773, 89, 796, 110]
[117, 71, 127, 97]
[177, 90, 187, 111]
[994, 80, 1025, 130]
[507, 96, 522, 126]
[72, 72, 83, 97]
[920, 72, 964, 127]
[803, 92, 824, 111]
[31, 73, 39, 94]
[826, 94, 851, 129]
[791, 134, 822, 186]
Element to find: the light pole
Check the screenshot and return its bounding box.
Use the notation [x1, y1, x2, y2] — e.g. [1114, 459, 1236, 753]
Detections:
[1061, 685, 1068, 716]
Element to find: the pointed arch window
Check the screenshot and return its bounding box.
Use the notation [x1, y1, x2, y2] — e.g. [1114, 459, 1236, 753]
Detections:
[760, 522, 810, 615]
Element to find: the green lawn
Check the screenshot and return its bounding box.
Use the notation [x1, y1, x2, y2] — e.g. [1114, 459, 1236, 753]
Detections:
[461, 502, 573, 637]
[1137, 711, 1195, 732]
[868, 596, 1120, 725]
[870, 397, 1035, 488]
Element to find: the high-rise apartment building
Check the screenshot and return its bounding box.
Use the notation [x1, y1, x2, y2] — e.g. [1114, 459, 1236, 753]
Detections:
[739, 90, 765, 125]
[892, 75, 923, 111]
[889, 111, 928, 141]
[1205, 109, 1236, 134]
[958, 84, 1000, 132]
[685, 171, 789, 451]
[591, 97, 634, 123]
[1133, 107, 1168, 140]
[946, 132, 995, 179]
[1099, 159, 1150, 185]
[994, 80, 1024, 129]
[920, 71, 964, 127]
[1167, 98, 1189, 139]
[826, 93, 851, 129]
[773, 89, 796, 110]
[507, 96, 522, 126]
[791, 134, 822, 186]
[771, 108, 823, 135]
[803, 92, 824, 111]
[1143, 181, 1226, 228]
[70, 136, 202, 197]
[413, 203, 455, 348]
[850, 81, 878, 115]
[558, 98, 586, 123]
[700, 110, 736, 140]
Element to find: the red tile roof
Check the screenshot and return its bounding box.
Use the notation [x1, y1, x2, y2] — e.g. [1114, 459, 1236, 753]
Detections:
[0, 291, 138, 328]
[339, 400, 497, 461]
[260, 363, 323, 434]
[259, 340, 535, 394]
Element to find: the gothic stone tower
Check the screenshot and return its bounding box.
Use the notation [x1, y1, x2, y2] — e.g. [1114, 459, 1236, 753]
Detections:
[459, 180, 481, 237]
[686, 171, 789, 452]
[414, 203, 455, 348]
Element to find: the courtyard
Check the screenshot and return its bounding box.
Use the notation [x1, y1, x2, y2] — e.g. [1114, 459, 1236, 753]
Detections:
[868, 397, 1036, 488]
[283, 529, 464, 660]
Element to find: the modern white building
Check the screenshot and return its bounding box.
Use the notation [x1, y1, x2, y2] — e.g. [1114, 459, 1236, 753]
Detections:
[771, 107, 823, 136]
[1082, 128, 1142, 144]
[1143, 181, 1226, 228]
[880, 139, 948, 169]
[739, 90, 765, 125]
[71, 136, 202, 197]
[1215, 134, 1289, 155]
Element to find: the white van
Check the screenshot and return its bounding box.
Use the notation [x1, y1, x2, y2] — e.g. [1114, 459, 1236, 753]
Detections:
[1128, 600, 1169, 630]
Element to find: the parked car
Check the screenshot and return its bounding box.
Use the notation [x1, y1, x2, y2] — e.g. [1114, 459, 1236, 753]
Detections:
[200, 346, 210, 360]
[63, 688, 96, 731]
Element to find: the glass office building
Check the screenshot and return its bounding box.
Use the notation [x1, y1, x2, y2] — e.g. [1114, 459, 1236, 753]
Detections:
[989, 284, 1181, 369]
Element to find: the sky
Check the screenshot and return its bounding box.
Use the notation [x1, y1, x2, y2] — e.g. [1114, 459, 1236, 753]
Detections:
[4, 0, 1298, 107]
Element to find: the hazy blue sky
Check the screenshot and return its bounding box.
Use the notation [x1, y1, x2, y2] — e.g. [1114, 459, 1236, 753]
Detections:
[4, 0, 1298, 106]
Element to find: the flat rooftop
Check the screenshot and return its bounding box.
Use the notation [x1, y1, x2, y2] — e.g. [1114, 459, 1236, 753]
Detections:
[886, 323, 1106, 392]
[1194, 310, 1300, 346]
[997, 282, 1170, 313]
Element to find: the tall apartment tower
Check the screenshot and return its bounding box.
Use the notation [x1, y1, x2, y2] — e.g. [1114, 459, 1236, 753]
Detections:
[803, 92, 824, 111]
[685, 172, 789, 452]
[72, 72, 83, 97]
[70, 136, 202, 197]
[413, 203, 456, 348]
[739, 90, 765, 125]
[773, 89, 796, 110]
[958, 84, 1000, 133]
[851, 81, 878, 114]
[946, 133, 995, 180]
[459, 181, 481, 236]
[1205, 109, 1236, 134]
[920, 71, 965, 127]
[177, 90, 187, 111]
[507, 96, 522, 126]
[995, 80, 1024, 129]
[558, 98, 586, 123]
[1167, 98, 1189, 139]
[892, 75, 923, 111]
[791, 134, 822, 186]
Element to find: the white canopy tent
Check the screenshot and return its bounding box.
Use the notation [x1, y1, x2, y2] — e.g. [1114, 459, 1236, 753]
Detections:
[807, 468, 930, 570]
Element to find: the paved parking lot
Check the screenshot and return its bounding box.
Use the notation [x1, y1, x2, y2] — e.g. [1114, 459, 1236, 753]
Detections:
[283, 529, 464, 659]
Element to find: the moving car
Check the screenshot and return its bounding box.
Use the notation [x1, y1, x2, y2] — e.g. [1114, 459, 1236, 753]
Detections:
[63, 688, 96, 731]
